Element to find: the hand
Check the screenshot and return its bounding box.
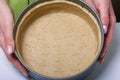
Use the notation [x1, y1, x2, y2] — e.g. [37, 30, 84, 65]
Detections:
[86, 0, 116, 62]
[0, 0, 28, 76]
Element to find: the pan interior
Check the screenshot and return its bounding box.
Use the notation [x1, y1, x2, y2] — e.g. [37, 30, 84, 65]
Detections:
[15, 1, 101, 78]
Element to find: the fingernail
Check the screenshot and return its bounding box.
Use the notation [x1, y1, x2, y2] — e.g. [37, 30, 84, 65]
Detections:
[7, 44, 13, 55]
[103, 25, 107, 34]
[23, 72, 28, 77]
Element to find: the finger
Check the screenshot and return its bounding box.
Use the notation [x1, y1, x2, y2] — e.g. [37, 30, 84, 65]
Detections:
[0, 38, 28, 76]
[86, 0, 96, 10]
[98, 1, 116, 63]
[0, 1, 14, 55]
[94, 0, 110, 34]
[8, 54, 28, 77]
[0, 28, 4, 47]
[0, 1, 28, 76]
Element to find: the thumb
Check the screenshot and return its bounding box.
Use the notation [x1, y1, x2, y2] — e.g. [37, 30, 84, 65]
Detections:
[0, 0, 14, 55]
[3, 14, 14, 55]
[0, 1, 28, 76]
[94, 0, 110, 34]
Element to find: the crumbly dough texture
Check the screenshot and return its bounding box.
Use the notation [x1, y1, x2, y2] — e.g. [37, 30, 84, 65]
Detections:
[16, 1, 101, 78]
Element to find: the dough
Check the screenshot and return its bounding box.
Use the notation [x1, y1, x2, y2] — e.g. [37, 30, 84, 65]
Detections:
[16, 1, 101, 78]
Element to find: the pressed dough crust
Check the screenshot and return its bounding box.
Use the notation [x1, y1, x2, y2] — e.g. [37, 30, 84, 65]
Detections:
[16, 1, 101, 78]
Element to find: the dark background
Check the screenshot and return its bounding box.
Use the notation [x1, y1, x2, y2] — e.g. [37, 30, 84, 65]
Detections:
[112, 0, 120, 22]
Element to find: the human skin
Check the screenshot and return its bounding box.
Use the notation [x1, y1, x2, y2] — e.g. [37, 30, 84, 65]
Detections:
[0, 0, 28, 76]
[0, 0, 116, 76]
[86, 0, 116, 62]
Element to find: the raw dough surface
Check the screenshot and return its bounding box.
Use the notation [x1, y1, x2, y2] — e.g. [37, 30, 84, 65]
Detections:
[19, 1, 101, 78]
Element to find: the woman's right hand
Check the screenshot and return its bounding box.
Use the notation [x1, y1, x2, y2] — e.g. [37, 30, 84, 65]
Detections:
[86, 0, 116, 63]
[0, 0, 28, 76]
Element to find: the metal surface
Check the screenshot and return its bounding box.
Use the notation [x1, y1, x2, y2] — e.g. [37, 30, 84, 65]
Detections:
[14, 0, 104, 80]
